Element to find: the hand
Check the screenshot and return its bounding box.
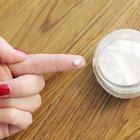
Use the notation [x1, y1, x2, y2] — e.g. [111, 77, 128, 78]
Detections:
[0, 37, 86, 139]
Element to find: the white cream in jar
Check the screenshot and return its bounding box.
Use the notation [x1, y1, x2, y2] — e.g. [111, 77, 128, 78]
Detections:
[93, 29, 140, 98]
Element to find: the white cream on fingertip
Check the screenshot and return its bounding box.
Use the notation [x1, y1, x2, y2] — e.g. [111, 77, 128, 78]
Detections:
[73, 59, 81, 66]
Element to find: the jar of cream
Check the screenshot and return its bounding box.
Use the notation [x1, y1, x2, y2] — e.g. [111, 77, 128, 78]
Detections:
[93, 29, 140, 99]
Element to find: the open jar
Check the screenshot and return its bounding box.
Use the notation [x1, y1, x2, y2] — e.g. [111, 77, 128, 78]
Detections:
[93, 29, 140, 99]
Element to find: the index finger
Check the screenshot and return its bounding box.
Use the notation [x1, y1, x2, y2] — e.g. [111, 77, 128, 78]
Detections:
[9, 54, 86, 76]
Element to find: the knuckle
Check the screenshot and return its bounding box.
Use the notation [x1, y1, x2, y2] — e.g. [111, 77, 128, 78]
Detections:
[54, 55, 60, 71]
[32, 95, 42, 111]
[40, 75, 45, 89]
[28, 57, 35, 74]
[7, 109, 33, 129]
[27, 113, 32, 125]
[36, 94, 42, 107]
[24, 112, 32, 128]
[35, 75, 45, 91]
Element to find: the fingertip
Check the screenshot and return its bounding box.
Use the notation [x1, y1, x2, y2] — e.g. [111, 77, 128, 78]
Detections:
[72, 55, 86, 68]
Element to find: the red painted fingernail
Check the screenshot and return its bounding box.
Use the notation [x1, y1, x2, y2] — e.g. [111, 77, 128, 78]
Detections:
[0, 84, 10, 96]
[15, 48, 27, 54]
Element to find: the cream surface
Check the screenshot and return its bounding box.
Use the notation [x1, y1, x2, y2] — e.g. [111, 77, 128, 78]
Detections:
[99, 39, 140, 85]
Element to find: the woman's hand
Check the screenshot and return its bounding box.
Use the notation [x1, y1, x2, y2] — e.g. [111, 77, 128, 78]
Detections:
[0, 37, 86, 139]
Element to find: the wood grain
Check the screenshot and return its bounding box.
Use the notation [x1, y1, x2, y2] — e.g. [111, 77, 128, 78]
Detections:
[0, 0, 140, 139]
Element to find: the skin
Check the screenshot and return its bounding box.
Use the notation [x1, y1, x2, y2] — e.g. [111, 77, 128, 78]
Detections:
[0, 37, 86, 139]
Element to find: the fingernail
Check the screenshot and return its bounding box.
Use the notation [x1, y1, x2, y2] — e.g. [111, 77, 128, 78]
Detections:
[0, 84, 10, 96]
[15, 48, 27, 54]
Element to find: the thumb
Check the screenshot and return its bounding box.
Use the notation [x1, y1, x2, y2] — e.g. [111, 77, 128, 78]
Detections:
[0, 37, 26, 64]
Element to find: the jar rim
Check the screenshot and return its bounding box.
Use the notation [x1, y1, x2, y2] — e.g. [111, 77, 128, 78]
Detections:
[94, 29, 140, 94]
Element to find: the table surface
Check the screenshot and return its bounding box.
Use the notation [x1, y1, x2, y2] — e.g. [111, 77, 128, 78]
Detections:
[2, 0, 140, 140]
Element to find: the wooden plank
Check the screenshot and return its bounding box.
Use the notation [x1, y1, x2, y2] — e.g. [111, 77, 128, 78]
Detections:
[1, 0, 140, 139]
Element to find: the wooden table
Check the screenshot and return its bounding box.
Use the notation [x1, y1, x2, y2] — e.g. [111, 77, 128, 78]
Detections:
[1, 0, 140, 140]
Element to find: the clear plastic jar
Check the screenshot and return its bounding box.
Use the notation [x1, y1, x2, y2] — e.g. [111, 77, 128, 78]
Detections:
[93, 29, 140, 99]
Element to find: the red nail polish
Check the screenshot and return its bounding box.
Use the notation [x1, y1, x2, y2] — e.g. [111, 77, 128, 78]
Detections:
[0, 84, 10, 96]
[15, 48, 27, 54]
